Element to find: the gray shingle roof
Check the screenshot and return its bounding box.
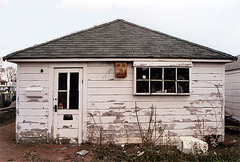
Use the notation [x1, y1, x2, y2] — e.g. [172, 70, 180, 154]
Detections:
[3, 19, 237, 61]
[226, 55, 240, 71]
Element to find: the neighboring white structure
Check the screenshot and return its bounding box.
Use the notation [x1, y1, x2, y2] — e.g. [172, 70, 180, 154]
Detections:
[225, 55, 240, 121]
[3, 20, 237, 144]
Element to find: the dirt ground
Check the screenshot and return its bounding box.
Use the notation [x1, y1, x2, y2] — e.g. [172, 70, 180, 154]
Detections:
[0, 123, 239, 161]
[0, 123, 92, 161]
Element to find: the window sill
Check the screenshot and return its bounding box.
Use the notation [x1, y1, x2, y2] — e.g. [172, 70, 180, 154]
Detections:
[134, 93, 191, 96]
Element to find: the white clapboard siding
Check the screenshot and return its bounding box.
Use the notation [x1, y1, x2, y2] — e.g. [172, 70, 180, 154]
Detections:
[88, 108, 222, 117]
[225, 96, 240, 103]
[225, 75, 240, 83]
[18, 123, 48, 130]
[17, 61, 225, 143]
[19, 102, 49, 109]
[226, 89, 240, 96]
[19, 80, 50, 88]
[225, 82, 240, 90]
[90, 122, 222, 132]
[192, 80, 222, 88]
[87, 114, 223, 124]
[20, 67, 50, 74]
[20, 63, 50, 67]
[191, 87, 223, 94]
[88, 81, 133, 88]
[88, 94, 221, 102]
[19, 87, 49, 95]
[88, 87, 222, 95]
[19, 95, 49, 102]
[88, 74, 133, 81]
[225, 69, 240, 121]
[192, 63, 223, 73]
[88, 87, 133, 95]
[88, 101, 222, 110]
[18, 109, 48, 116]
[192, 73, 222, 81]
[86, 62, 224, 142]
[225, 102, 240, 108]
[17, 63, 51, 141]
[18, 116, 48, 124]
[88, 66, 133, 74]
[18, 73, 50, 81]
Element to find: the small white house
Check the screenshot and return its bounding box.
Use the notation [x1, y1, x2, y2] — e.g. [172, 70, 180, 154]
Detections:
[225, 55, 240, 121]
[3, 19, 237, 144]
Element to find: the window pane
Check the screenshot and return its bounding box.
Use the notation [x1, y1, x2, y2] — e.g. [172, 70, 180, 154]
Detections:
[137, 81, 149, 93]
[151, 81, 162, 93]
[164, 68, 176, 80]
[151, 68, 162, 79]
[177, 68, 189, 80]
[177, 82, 189, 93]
[59, 73, 67, 90]
[164, 81, 175, 93]
[58, 92, 67, 109]
[137, 68, 149, 79]
[70, 73, 79, 109]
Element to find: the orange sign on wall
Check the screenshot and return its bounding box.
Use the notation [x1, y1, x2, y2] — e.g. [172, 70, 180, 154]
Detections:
[115, 62, 127, 78]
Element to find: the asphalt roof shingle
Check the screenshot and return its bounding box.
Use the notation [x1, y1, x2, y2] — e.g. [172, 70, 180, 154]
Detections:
[226, 55, 240, 71]
[3, 19, 237, 61]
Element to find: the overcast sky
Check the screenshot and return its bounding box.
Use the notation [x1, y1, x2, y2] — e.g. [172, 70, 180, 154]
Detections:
[0, 0, 240, 66]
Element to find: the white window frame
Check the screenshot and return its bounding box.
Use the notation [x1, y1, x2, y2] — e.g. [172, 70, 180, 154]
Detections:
[133, 62, 192, 95]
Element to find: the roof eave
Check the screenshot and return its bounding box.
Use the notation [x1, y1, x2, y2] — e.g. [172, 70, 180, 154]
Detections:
[5, 57, 235, 63]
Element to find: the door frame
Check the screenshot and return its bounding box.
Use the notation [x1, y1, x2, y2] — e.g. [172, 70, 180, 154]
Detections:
[53, 67, 83, 144]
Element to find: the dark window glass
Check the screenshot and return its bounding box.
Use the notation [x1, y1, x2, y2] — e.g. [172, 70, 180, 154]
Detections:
[58, 92, 67, 109]
[151, 68, 162, 79]
[177, 68, 189, 80]
[59, 73, 67, 90]
[137, 81, 149, 93]
[137, 68, 149, 79]
[177, 82, 189, 93]
[164, 81, 175, 93]
[70, 73, 79, 109]
[136, 67, 189, 94]
[164, 68, 176, 80]
[151, 81, 162, 93]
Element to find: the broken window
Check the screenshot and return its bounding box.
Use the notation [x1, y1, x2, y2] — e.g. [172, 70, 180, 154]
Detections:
[135, 67, 190, 94]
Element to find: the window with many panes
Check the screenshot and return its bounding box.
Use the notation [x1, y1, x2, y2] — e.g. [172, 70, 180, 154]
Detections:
[135, 67, 190, 95]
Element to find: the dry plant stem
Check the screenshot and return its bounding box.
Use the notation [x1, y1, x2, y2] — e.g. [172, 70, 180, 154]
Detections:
[154, 105, 157, 141]
[135, 102, 144, 141]
[154, 123, 166, 144]
[89, 112, 103, 145]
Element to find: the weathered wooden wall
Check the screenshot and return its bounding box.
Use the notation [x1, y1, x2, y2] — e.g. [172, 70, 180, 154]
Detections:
[87, 62, 225, 144]
[225, 69, 240, 121]
[16, 61, 225, 144]
[17, 63, 50, 143]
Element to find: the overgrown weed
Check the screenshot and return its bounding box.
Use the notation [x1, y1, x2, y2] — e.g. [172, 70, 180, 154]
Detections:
[23, 151, 50, 162]
[91, 141, 239, 161]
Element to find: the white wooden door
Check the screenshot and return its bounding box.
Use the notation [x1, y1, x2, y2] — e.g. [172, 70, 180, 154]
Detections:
[53, 68, 83, 144]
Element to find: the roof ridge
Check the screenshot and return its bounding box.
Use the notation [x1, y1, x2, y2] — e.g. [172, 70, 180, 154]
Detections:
[3, 19, 123, 61]
[120, 19, 237, 60]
